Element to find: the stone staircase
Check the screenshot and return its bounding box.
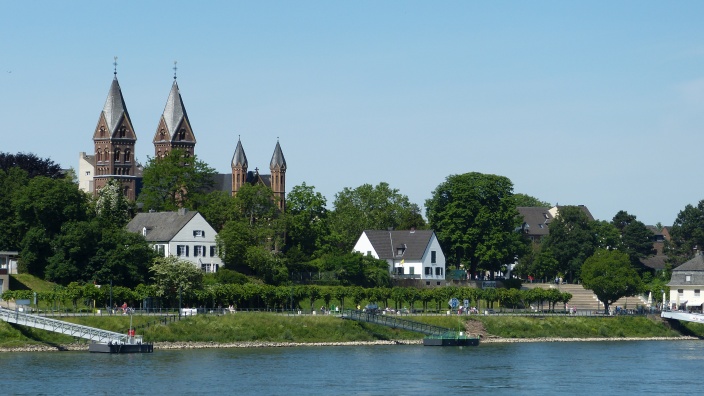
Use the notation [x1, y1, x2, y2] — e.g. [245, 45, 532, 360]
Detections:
[521, 283, 648, 312]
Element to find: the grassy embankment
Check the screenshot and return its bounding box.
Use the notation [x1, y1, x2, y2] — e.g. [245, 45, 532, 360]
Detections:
[1, 313, 702, 348]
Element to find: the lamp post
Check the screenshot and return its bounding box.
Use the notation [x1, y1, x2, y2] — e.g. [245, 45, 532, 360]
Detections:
[109, 280, 113, 315]
[179, 285, 182, 319]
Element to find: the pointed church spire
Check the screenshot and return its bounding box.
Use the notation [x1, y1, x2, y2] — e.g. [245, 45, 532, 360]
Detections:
[102, 76, 130, 134]
[153, 68, 196, 158]
[231, 136, 248, 168]
[270, 139, 286, 170]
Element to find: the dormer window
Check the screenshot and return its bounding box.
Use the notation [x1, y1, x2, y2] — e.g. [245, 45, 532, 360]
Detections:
[142, 227, 148, 237]
[686, 275, 692, 282]
[397, 244, 407, 256]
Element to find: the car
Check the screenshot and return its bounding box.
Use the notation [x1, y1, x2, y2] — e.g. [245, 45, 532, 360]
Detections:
[484, 309, 496, 315]
[364, 303, 379, 313]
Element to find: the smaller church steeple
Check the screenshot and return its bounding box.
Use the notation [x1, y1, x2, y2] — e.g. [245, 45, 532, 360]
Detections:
[269, 139, 286, 211]
[231, 136, 248, 196]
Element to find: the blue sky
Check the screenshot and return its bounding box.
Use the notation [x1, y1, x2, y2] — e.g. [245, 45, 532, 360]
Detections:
[2, 1, 704, 226]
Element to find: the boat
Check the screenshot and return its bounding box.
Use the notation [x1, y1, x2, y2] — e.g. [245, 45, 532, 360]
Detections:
[423, 331, 480, 346]
[89, 328, 154, 353]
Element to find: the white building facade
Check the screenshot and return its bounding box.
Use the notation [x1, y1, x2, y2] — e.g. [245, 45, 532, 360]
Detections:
[353, 230, 446, 285]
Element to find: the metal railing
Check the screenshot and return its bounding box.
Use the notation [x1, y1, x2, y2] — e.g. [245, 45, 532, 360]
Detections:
[341, 310, 451, 335]
[0, 307, 128, 344]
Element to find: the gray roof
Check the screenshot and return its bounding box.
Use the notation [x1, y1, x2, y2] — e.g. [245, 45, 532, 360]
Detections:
[231, 139, 248, 168]
[102, 77, 131, 134]
[270, 141, 286, 169]
[162, 81, 193, 141]
[668, 253, 704, 286]
[362, 230, 435, 260]
[640, 254, 668, 270]
[674, 254, 704, 272]
[126, 210, 198, 242]
[516, 207, 552, 237]
[211, 173, 233, 193]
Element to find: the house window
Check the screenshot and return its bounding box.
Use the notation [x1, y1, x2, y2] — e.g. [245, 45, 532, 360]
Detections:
[686, 275, 692, 282]
[210, 246, 217, 257]
[397, 267, 404, 275]
[435, 267, 443, 276]
[409, 267, 414, 275]
[367, 251, 372, 256]
[426, 281, 430, 286]
[177, 245, 189, 257]
[696, 290, 701, 297]
[678, 289, 684, 296]
[425, 267, 431, 275]
[194, 246, 205, 257]
[153, 245, 166, 256]
[431, 251, 436, 264]
[193, 230, 205, 238]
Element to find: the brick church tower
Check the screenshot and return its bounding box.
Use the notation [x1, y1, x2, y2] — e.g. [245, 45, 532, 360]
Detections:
[152, 72, 196, 158]
[230, 139, 287, 211]
[269, 140, 287, 211]
[92, 67, 138, 200]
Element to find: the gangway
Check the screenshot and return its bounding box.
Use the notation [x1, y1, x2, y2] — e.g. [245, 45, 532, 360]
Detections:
[661, 310, 704, 324]
[341, 310, 452, 335]
[0, 307, 128, 344]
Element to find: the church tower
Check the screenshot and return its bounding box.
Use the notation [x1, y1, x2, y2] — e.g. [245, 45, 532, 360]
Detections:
[231, 137, 248, 196]
[153, 65, 196, 158]
[92, 62, 138, 200]
[269, 140, 287, 211]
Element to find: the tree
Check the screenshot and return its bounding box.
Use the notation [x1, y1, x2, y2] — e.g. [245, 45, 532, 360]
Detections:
[513, 193, 551, 208]
[328, 182, 426, 252]
[668, 200, 704, 264]
[94, 179, 133, 228]
[139, 149, 216, 212]
[0, 152, 64, 179]
[150, 256, 204, 305]
[581, 249, 643, 314]
[540, 206, 597, 282]
[425, 172, 527, 277]
[285, 183, 329, 259]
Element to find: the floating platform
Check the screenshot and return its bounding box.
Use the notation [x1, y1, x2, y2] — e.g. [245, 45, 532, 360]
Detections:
[423, 332, 480, 346]
[89, 342, 154, 353]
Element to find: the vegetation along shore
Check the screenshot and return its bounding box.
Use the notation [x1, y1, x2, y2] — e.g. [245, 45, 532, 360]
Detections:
[1, 312, 703, 352]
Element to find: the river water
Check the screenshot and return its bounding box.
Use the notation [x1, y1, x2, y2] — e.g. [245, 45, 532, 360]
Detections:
[3, 340, 702, 395]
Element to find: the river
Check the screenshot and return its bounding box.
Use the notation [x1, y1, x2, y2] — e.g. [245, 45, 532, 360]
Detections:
[3, 340, 702, 395]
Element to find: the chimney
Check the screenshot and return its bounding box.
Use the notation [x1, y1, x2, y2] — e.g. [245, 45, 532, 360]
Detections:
[178, 208, 188, 216]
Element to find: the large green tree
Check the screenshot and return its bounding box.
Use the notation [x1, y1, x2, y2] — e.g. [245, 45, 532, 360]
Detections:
[513, 193, 551, 208]
[669, 200, 704, 265]
[581, 249, 643, 314]
[0, 152, 64, 179]
[216, 183, 285, 275]
[328, 182, 426, 252]
[139, 149, 216, 212]
[540, 206, 597, 282]
[425, 172, 527, 277]
[285, 183, 329, 260]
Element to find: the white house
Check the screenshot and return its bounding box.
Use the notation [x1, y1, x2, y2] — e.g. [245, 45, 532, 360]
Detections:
[0, 251, 19, 295]
[353, 229, 446, 285]
[126, 208, 223, 273]
[667, 252, 704, 311]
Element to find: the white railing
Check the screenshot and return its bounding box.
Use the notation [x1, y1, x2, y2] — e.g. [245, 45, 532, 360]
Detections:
[0, 307, 127, 344]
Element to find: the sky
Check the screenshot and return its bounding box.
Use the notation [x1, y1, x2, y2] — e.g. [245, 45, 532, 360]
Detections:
[2, 1, 704, 226]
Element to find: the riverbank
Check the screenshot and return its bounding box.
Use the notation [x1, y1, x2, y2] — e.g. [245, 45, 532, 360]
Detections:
[1, 313, 703, 352]
[1, 335, 699, 353]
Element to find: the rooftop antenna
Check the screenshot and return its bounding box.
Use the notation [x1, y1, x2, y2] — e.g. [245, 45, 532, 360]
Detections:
[173, 60, 178, 80]
[113, 56, 118, 76]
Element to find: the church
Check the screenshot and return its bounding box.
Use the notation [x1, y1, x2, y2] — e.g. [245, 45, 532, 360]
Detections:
[79, 66, 287, 208]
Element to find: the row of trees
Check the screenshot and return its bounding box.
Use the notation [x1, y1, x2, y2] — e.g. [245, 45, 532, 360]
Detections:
[2, 280, 574, 313]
